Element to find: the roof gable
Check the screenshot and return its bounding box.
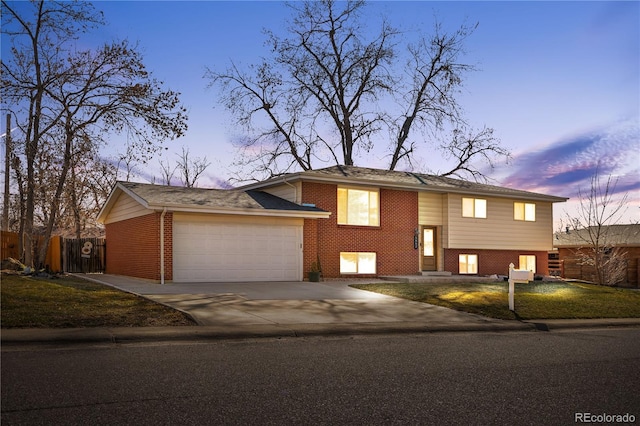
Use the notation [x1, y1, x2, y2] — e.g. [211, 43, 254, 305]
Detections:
[98, 182, 329, 224]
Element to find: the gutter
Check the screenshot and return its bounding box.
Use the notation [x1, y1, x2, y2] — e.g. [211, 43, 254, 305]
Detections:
[239, 174, 567, 203]
[146, 204, 330, 219]
[160, 207, 167, 285]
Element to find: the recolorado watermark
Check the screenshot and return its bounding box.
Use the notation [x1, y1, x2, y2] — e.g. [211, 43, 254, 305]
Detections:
[575, 412, 636, 423]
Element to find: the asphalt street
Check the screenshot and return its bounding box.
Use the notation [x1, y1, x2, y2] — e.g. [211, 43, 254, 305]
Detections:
[2, 328, 639, 425]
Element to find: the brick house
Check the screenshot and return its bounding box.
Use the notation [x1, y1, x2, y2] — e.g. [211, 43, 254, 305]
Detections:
[98, 165, 567, 282]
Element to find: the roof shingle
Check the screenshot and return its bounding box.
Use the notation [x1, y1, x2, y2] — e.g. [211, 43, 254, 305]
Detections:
[242, 165, 568, 202]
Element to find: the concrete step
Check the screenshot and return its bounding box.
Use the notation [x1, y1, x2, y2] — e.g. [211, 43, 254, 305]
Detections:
[421, 271, 452, 277]
[379, 274, 501, 283]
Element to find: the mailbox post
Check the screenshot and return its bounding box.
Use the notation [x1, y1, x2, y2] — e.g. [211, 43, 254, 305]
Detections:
[508, 263, 534, 311]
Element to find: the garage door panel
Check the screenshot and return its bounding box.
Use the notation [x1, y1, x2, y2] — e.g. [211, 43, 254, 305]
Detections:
[173, 215, 302, 282]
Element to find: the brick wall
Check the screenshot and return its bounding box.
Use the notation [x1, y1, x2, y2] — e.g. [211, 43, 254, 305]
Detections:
[105, 212, 173, 281]
[163, 212, 173, 281]
[301, 182, 419, 278]
[303, 218, 319, 277]
[444, 248, 549, 276]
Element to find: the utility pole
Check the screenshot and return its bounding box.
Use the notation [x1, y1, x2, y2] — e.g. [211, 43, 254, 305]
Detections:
[3, 113, 11, 231]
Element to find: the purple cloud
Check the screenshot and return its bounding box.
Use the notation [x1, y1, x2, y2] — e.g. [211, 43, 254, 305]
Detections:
[498, 119, 640, 199]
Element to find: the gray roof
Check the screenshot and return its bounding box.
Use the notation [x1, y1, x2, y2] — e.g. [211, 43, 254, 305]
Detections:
[241, 165, 568, 203]
[554, 224, 640, 247]
[98, 182, 329, 223]
[119, 182, 323, 212]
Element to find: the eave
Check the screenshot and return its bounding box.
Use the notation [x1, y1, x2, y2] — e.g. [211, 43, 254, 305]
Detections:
[240, 172, 569, 204]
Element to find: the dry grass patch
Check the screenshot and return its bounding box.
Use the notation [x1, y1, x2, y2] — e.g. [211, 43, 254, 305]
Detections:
[1, 274, 196, 328]
[350, 281, 640, 320]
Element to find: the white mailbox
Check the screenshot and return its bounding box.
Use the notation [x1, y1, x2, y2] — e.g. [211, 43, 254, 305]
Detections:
[508, 263, 534, 311]
[510, 269, 534, 282]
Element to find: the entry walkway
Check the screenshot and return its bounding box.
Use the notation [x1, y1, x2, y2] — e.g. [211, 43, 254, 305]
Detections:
[79, 274, 521, 329]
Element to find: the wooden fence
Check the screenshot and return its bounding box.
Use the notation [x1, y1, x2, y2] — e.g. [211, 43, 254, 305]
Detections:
[62, 237, 106, 273]
[1, 231, 62, 272]
[547, 251, 563, 277]
[1, 231, 105, 273]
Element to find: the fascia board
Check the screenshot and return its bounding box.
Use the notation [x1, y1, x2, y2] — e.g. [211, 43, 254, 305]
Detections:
[148, 203, 331, 219]
[237, 173, 305, 191]
[250, 173, 568, 203]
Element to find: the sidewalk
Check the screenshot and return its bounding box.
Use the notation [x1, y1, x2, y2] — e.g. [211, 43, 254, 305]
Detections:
[2, 274, 639, 345]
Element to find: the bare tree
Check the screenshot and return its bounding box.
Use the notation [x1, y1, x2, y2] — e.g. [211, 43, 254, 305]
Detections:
[176, 147, 211, 188]
[156, 157, 177, 186]
[560, 170, 636, 286]
[2, 0, 103, 267]
[208, 0, 509, 181]
[1, 1, 188, 267]
[437, 126, 509, 180]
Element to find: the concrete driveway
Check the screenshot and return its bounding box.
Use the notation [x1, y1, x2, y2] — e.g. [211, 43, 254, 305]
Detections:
[81, 274, 515, 329]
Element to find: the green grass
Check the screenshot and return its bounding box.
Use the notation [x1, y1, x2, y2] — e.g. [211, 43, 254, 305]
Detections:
[1, 274, 196, 328]
[350, 281, 640, 320]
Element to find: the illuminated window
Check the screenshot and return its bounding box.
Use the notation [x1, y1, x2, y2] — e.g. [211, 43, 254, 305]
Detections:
[519, 255, 536, 273]
[462, 198, 487, 218]
[337, 187, 379, 226]
[514, 202, 536, 221]
[340, 252, 377, 274]
[459, 254, 478, 274]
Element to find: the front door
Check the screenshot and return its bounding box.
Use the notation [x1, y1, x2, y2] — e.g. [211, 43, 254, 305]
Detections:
[422, 227, 437, 271]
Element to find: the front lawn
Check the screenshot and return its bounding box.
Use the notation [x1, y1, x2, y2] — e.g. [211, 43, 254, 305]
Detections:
[1, 274, 196, 328]
[350, 281, 640, 320]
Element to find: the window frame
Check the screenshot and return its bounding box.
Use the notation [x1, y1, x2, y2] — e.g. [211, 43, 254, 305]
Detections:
[340, 252, 377, 274]
[462, 197, 487, 219]
[458, 254, 478, 274]
[514, 202, 536, 222]
[337, 187, 380, 227]
[518, 255, 536, 273]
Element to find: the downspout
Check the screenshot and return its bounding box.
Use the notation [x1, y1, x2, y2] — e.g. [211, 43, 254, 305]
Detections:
[283, 176, 303, 280]
[160, 207, 167, 285]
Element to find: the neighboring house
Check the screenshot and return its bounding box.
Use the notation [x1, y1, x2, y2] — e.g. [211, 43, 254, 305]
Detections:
[98, 165, 567, 283]
[553, 224, 640, 287]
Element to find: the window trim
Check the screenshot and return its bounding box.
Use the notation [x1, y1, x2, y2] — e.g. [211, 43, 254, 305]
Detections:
[514, 202, 536, 222]
[518, 255, 536, 273]
[462, 197, 487, 219]
[340, 252, 377, 274]
[459, 254, 478, 274]
[337, 186, 380, 227]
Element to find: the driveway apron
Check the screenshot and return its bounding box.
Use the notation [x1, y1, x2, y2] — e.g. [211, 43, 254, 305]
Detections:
[80, 274, 507, 328]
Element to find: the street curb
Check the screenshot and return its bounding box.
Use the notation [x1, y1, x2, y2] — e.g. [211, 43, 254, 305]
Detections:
[4, 320, 640, 346]
[1, 321, 537, 346]
[524, 318, 640, 331]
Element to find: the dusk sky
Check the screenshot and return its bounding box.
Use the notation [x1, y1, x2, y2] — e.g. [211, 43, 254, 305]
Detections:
[2, 1, 639, 225]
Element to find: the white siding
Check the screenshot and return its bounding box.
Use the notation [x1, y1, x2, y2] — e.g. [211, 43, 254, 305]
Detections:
[446, 194, 554, 251]
[103, 192, 150, 224]
[418, 192, 444, 225]
[262, 182, 301, 204]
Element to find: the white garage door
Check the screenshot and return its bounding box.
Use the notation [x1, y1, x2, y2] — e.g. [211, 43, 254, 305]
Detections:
[173, 214, 303, 282]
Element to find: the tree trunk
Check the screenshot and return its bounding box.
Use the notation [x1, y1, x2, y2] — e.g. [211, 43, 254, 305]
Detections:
[37, 124, 73, 268]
